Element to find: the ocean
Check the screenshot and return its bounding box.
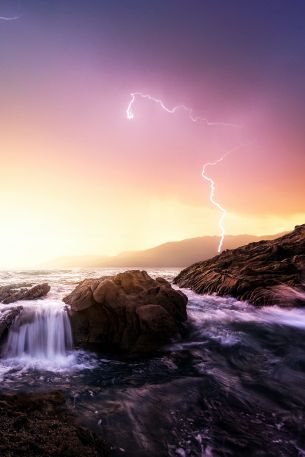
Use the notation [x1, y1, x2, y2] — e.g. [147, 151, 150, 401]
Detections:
[0, 267, 304, 456]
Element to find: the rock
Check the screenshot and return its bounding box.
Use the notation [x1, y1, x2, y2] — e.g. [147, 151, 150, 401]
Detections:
[0, 306, 23, 342]
[174, 224, 305, 306]
[0, 391, 108, 456]
[64, 270, 187, 353]
[0, 283, 50, 304]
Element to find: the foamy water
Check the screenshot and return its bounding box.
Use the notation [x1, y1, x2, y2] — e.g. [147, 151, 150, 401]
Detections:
[186, 290, 305, 330]
[1, 268, 304, 372]
[0, 268, 180, 374]
[0, 268, 305, 456]
[1, 300, 74, 371]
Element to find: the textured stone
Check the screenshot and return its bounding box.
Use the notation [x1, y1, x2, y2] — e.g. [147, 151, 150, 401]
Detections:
[175, 225, 305, 306]
[64, 270, 187, 353]
[0, 283, 50, 304]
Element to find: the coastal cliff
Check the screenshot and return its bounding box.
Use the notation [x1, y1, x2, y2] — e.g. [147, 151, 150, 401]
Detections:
[174, 225, 305, 306]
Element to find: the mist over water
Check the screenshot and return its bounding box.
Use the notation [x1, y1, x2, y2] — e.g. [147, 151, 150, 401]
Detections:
[0, 268, 305, 456]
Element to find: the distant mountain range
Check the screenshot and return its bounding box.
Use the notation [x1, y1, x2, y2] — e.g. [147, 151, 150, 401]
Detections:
[44, 233, 285, 268]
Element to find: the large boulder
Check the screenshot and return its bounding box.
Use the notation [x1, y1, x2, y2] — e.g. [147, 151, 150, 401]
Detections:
[0, 283, 50, 304]
[63, 270, 187, 353]
[174, 224, 305, 306]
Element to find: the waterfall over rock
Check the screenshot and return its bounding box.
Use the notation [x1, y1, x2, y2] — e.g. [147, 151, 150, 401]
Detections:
[2, 301, 73, 364]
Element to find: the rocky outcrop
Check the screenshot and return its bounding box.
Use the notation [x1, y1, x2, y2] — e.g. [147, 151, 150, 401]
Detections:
[0, 391, 108, 457]
[0, 306, 23, 342]
[0, 283, 50, 343]
[0, 283, 50, 304]
[64, 270, 187, 353]
[174, 224, 305, 306]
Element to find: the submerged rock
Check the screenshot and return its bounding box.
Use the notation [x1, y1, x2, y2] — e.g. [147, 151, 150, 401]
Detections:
[64, 270, 187, 353]
[0, 283, 50, 304]
[174, 224, 305, 306]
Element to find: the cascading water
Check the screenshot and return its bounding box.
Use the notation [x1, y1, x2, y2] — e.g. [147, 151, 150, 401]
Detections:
[0, 269, 305, 456]
[2, 300, 74, 369]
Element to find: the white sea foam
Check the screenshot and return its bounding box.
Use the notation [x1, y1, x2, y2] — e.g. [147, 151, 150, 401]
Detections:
[0, 267, 179, 376]
[184, 289, 305, 330]
[1, 268, 305, 376]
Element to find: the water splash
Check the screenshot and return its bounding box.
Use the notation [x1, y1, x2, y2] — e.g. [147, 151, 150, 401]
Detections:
[2, 301, 73, 370]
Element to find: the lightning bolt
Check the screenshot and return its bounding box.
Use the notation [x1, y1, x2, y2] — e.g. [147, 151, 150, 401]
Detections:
[126, 92, 239, 128]
[126, 91, 241, 253]
[0, 16, 20, 21]
[201, 141, 251, 253]
[201, 153, 229, 253]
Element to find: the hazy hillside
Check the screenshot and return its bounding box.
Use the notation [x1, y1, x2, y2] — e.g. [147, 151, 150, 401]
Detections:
[45, 233, 284, 268]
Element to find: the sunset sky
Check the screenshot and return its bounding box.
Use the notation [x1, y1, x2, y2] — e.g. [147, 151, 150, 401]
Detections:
[0, 0, 305, 268]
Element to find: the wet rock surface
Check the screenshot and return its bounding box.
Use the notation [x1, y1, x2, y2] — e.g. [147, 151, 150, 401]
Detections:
[0, 390, 108, 457]
[64, 270, 187, 353]
[0, 283, 50, 304]
[1, 283, 305, 457]
[0, 306, 23, 332]
[0, 306, 23, 343]
[89, 377, 305, 457]
[175, 224, 305, 306]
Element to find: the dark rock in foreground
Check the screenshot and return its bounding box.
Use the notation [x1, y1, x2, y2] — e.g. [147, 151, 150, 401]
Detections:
[0, 391, 108, 457]
[175, 224, 305, 306]
[64, 270, 187, 353]
[0, 283, 50, 304]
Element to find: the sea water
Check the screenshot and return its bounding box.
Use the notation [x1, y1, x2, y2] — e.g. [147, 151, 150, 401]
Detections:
[0, 267, 304, 456]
